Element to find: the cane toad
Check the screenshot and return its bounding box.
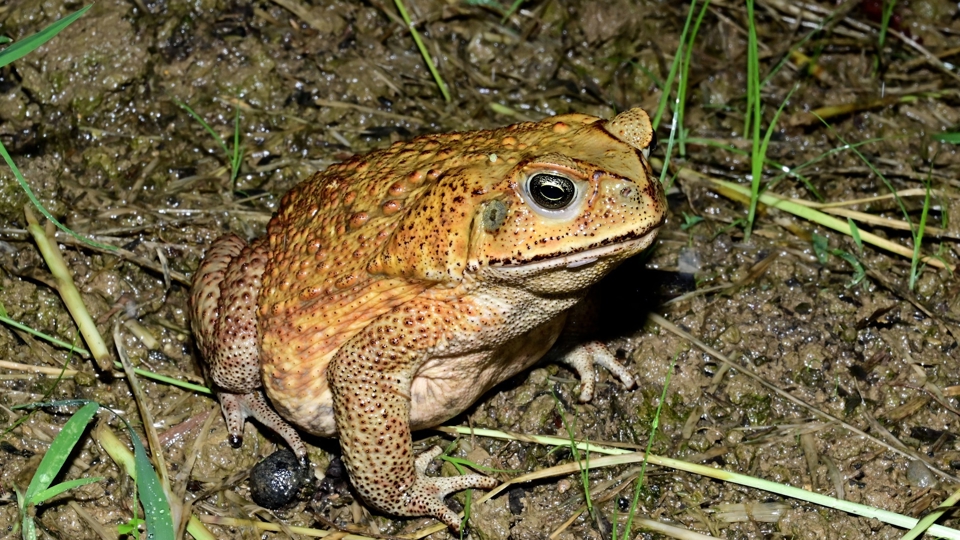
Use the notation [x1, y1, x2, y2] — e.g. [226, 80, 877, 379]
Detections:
[190, 108, 666, 530]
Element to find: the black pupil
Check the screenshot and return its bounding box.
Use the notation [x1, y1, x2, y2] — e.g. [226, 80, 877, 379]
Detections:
[530, 174, 575, 210]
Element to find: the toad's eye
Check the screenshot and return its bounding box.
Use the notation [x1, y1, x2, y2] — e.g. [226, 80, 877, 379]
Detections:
[528, 173, 576, 210]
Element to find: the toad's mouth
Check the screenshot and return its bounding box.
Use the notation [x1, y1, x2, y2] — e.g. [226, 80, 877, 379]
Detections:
[490, 226, 661, 274]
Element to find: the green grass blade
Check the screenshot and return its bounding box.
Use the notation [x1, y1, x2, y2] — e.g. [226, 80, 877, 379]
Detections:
[22, 514, 37, 540]
[28, 477, 104, 505]
[847, 217, 863, 253]
[675, 0, 710, 157]
[0, 139, 116, 251]
[111, 361, 212, 394]
[393, 0, 451, 102]
[651, 0, 698, 130]
[620, 353, 676, 540]
[129, 428, 174, 540]
[744, 0, 762, 241]
[909, 179, 933, 289]
[0, 5, 92, 69]
[932, 132, 960, 143]
[0, 314, 92, 358]
[172, 98, 230, 158]
[877, 0, 897, 53]
[500, 0, 525, 23]
[24, 401, 99, 502]
[231, 103, 242, 184]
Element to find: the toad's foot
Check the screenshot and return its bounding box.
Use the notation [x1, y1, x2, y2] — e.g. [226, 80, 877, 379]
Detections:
[401, 446, 499, 532]
[219, 390, 308, 462]
[557, 341, 635, 402]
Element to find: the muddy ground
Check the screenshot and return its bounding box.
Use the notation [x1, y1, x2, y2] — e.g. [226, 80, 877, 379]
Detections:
[0, 0, 959, 538]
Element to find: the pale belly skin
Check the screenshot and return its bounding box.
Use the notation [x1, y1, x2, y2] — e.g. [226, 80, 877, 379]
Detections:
[189, 107, 665, 532]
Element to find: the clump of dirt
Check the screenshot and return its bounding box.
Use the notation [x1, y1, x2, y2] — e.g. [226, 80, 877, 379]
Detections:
[1, 0, 958, 539]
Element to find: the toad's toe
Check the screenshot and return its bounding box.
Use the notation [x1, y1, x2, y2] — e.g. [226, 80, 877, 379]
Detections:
[401, 469, 499, 532]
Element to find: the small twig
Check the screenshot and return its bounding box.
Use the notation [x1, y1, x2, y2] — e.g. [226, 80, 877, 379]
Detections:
[0, 359, 82, 377]
[314, 98, 426, 124]
[886, 27, 960, 85]
[67, 501, 117, 540]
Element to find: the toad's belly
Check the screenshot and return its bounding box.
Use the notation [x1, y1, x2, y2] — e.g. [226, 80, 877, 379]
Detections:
[261, 316, 565, 438]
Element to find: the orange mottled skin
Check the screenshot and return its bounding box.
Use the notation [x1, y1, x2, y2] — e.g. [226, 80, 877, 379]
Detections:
[190, 108, 666, 530]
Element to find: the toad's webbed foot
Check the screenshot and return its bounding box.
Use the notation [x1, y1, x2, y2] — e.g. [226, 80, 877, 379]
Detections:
[557, 341, 635, 402]
[219, 390, 308, 463]
[400, 446, 498, 532]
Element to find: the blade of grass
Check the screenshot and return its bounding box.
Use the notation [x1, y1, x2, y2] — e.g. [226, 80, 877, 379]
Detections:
[747, 82, 801, 228]
[0, 5, 92, 68]
[909, 174, 933, 289]
[847, 217, 863, 253]
[26, 208, 113, 370]
[619, 353, 676, 540]
[932, 132, 960, 143]
[0, 315, 91, 358]
[28, 476, 104, 505]
[552, 392, 595, 523]
[651, 158, 954, 271]
[745, 0, 762, 241]
[434, 427, 960, 539]
[0, 5, 113, 253]
[500, 0, 525, 23]
[651, 0, 699, 131]
[657, 0, 705, 192]
[901, 484, 960, 540]
[110, 361, 212, 394]
[2, 143, 115, 252]
[93, 414, 179, 540]
[675, 0, 710, 157]
[393, 0, 451, 102]
[231, 102, 242, 184]
[877, 0, 897, 54]
[712, 177, 951, 270]
[131, 427, 175, 540]
[172, 97, 231, 157]
[24, 401, 99, 502]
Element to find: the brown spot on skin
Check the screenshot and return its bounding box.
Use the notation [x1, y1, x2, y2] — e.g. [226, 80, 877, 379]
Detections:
[343, 191, 357, 205]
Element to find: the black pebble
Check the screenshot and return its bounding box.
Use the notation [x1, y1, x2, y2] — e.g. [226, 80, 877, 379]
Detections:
[508, 487, 525, 515]
[249, 449, 312, 509]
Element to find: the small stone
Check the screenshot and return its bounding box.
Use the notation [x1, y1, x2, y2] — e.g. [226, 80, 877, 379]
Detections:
[906, 460, 936, 489]
[249, 449, 313, 509]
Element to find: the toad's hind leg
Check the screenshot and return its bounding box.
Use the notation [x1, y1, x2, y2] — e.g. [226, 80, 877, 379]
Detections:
[327, 302, 498, 532]
[190, 235, 306, 460]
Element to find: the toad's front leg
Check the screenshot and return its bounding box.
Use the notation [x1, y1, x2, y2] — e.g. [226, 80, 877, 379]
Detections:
[327, 302, 497, 532]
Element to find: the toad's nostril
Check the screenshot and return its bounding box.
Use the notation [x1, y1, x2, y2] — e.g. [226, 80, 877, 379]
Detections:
[620, 187, 635, 198]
